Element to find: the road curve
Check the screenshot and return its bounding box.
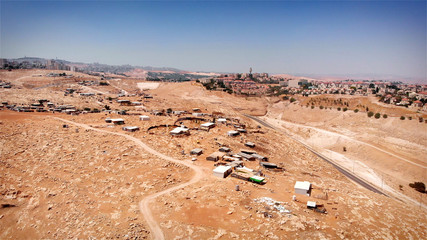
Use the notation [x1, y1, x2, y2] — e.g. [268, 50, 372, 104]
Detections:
[53, 117, 204, 240]
[244, 114, 387, 196]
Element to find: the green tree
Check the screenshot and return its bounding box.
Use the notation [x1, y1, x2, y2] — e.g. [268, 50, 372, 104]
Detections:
[374, 113, 381, 119]
[383, 114, 388, 118]
[367, 111, 374, 117]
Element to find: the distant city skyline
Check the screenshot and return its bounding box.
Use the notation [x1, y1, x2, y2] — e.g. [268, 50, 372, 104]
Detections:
[1, 1, 426, 81]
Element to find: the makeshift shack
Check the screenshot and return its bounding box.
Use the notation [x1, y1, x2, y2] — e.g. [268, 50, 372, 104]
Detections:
[206, 152, 226, 162]
[227, 130, 240, 137]
[190, 148, 203, 155]
[139, 115, 150, 121]
[111, 118, 125, 125]
[200, 122, 215, 130]
[170, 127, 190, 136]
[245, 142, 255, 148]
[122, 126, 140, 132]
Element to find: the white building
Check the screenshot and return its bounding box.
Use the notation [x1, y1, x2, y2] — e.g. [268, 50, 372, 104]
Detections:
[139, 115, 150, 121]
[213, 165, 232, 178]
[294, 181, 311, 196]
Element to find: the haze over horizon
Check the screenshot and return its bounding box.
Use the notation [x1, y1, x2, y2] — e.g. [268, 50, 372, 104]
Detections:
[1, 1, 426, 81]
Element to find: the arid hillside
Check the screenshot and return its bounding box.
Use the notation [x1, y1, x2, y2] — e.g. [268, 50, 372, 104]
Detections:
[1, 70, 426, 239]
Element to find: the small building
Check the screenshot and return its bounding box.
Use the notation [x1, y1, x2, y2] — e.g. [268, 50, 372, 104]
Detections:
[139, 115, 150, 121]
[294, 181, 311, 196]
[206, 152, 225, 162]
[122, 126, 140, 132]
[213, 165, 232, 178]
[219, 147, 231, 152]
[245, 142, 255, 148]
[237, 128, 247, 133]
[200, 122, 215, 130]
[105, 117, 112, 123]
[190, 148, 203, 155]
[227, 130, 240, 137]
[132, 102, 142, 106]
[237, 152, 256, 161]
[117, 99, 131, 106]
[307, 201, 317, 209]
[192, 112, 205, 117]
[111, 118, 125, 125]
[217, 118, 227, 124]
[260, 162, 277, 169]
[170, 127, 189, 136]
[252, 153, 268, 161]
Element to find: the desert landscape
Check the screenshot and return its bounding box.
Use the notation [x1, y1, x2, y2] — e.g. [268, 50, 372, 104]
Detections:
[1, 69, 426, 239]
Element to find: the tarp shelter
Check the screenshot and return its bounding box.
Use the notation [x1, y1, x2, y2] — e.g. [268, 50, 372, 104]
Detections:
[294, 181, 311, 196]
[249, 175, 265, 184]
[139, 115, 150, 121]
[213, 166, 232, 178]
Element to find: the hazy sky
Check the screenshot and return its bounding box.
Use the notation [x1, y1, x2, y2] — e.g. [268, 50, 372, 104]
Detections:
[1, 1, 426, 79]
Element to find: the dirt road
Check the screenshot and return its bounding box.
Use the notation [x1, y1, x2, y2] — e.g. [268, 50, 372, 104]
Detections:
[53, 117, 204, 240]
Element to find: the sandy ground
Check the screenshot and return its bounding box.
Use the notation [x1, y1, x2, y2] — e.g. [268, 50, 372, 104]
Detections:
[137, 82, 160, 91]
[1, 70, 426, 239]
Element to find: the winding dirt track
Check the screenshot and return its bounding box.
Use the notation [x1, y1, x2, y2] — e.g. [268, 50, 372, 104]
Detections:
[53, 117, 204, 240]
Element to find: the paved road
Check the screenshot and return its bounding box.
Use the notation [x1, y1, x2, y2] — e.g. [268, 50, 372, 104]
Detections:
[54, 117, 204, 240]
[244, 114, 387, 196]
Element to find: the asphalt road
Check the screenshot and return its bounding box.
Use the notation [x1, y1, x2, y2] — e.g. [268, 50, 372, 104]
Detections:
[244, 114, 387, 196]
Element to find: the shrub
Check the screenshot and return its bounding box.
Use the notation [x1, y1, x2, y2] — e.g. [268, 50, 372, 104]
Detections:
[290, 97, 296, 103]
[383, 114, 387, 118]
[311, 106, 315, 109]
[366, 107, 369, 111]
[354, 109, 359, 113]
[319, 105, 324, 109]
[343, 107, 348, 112]
[409, 182, 426, 193]
[374, 113, 381, 119]
[400, 116, 405, 120]
[367, 111, 374, 117]
[408, 116, 412, 120]
[84, 107, 91, 112]
[337, 107, 341, 111]
[104, 105, 111, 110]
[419, 117, 424, 123]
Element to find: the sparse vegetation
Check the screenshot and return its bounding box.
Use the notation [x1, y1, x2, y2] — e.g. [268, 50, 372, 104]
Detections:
[383, 114, 387, 118]
[290, 97, 296, 103]
[408, 116, 412, 120]
[367, 111, 374, 117]
[409, 182, 426, 193]
[419, 117, 424, 123]
[337, 107, 341, 111]
[319, 105, 324, 109]
[374, 113, 381, 119]
[343, 107, 347, 112]
[354, 109, 359, 113]
[400, 116, 405, 120]
[311, 106, 315, 109]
